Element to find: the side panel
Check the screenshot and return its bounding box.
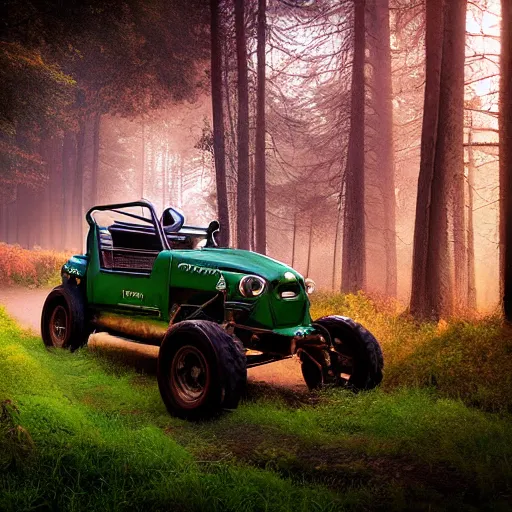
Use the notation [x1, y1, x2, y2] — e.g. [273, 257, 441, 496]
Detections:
[170, 258, 228, 292]
[87, 225, 172, 320]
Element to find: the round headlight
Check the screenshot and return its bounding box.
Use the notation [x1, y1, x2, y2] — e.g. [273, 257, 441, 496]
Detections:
[305, 278, 316, 295]
[283, 271, 296, 281]
[239, 275, 266, 297]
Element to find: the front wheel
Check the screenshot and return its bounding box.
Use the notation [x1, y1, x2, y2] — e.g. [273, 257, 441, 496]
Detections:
[157, 320, 247, 420]
[301, 316, 383, 391]
[41, 284, 89, 351]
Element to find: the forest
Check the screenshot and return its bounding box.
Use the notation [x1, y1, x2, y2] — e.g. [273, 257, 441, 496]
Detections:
[1, 1, 512, 511]
[0, 0, 507, 320]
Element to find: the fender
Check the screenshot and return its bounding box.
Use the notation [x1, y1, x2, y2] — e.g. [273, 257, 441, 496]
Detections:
[62, 255, 89, 281]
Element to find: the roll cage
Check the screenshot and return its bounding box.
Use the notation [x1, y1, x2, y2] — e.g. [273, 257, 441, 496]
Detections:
[85, 200, 220, 255]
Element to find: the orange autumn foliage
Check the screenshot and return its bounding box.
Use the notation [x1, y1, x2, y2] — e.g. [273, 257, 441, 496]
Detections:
[0, 243, 68, 287]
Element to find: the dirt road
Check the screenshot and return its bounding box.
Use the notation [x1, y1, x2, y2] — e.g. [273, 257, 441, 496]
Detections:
[0, 286, 306, 389]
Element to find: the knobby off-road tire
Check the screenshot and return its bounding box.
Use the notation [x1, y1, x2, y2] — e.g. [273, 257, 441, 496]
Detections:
[300, 351, 325, 390]
[157, 320, 247, 420]
[41, 282, 89, 351]
[303, 316, 383, 391]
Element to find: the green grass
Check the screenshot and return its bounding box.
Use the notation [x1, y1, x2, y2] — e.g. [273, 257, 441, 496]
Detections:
[1, 295, 512, 511]
[0, 309, 345, 511]
[311, 291, 512, 412]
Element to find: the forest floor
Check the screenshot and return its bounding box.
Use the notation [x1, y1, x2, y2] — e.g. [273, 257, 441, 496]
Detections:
[1, 288, 512, 511]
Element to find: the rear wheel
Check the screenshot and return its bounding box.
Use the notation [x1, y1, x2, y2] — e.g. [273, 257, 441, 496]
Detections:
[157, 320, 247, 420]
[41, 283, 89, 351]
[301, 316, 383, 391]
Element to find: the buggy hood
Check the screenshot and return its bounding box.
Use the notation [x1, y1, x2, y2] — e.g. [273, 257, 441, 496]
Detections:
[170, 248, 303, 283]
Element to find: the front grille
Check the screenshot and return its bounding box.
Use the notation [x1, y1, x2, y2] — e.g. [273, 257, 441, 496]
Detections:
[277, 282, 301, 300]
[101, 250, 157, 271]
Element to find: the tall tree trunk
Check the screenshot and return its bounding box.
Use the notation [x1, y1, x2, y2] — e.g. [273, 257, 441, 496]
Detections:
[249, 154, 255, 250]
[436, 0, 466, 314]
[410, 0, 444, 318]
[367, 0, 397, 297]
[146, 139, 154, 199]
[254, 0, 267, 254]
[39, 138, 51, 248]
[410, 0, 466, 319]
[211, 0, 231, 247]
[178, 156, 183, 208]
[90, 113, 101, 207]
[449, 4, 469, 313]
[62, 130, 76, 250]
[30, 187, 42, 248]
[0, 203, 7, 241]
[170, 155, 178, 207]
[0, 185, 15, 242]
[341, 0, 366, 293]
[501, 0, 512, 320]
[332, 204, 341, 290]
[235, 0, 250, 250]
[14, 134, 37, 248]
[162, 141, 169, 210]
[49, 137, 63, 249]
[6, 200, 17, 244]
[222, 43, 238, 245]
[291, 210, 297, 267]
[467, 128, 477, 310]
[305, 218, 313, 278]
[16, 184, 31, 248]
[72, 117, 86, 251]
[223, 42, 238, 180]
[40, 183, 51, 248]
[141, 122, 146, 199]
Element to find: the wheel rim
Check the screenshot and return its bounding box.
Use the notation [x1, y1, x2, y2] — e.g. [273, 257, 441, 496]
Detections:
[170, 345, 209, 407]
[49, 305, 68, 348]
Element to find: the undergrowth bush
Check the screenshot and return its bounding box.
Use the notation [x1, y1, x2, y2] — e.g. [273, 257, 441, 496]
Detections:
[311, 291, 512, 412]
[0, 243, 68, 287]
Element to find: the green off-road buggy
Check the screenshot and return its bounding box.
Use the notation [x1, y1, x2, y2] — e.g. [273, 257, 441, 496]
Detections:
[41, 200, 383, 419]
